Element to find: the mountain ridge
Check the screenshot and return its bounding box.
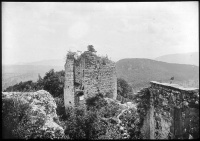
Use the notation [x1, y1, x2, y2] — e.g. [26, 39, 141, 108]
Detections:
[116, 58, 199, 92]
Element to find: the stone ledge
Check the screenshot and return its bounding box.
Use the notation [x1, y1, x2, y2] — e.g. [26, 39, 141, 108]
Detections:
[150, 81, 199, 92]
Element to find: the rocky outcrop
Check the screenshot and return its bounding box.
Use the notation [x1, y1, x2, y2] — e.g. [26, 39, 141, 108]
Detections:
[2, 90, 64, 139]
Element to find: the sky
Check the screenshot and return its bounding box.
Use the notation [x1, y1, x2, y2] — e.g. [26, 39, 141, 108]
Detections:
[2, 2, 199, 65]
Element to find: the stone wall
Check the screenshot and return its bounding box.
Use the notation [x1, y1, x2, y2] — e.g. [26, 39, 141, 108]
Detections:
[64, 58, 75, 108]
[142, 81, 199, 139]
[64, 50, 117, 107]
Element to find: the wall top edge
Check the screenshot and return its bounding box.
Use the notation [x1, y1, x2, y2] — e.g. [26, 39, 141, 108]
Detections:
[150, 81, 199, 92]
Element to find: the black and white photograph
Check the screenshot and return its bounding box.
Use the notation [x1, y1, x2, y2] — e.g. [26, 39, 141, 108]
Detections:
[2, 2, 199, 139]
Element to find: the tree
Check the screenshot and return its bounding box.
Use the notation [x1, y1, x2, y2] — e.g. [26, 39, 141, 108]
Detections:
[42, 69, 65, 97]
[87, 45, 96, 53]
[4, 69, 65, 98]
[67, 51, 76, 59]
[4, 80, 38, 92]
[117, 78, 132, 98]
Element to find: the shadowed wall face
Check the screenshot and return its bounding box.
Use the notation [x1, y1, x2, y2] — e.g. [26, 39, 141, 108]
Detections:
[142, 81, 199, 139]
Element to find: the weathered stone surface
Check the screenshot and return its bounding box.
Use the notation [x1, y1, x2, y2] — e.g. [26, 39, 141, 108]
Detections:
[64, 50, 117, 107]
[141, 81, 199, 139]
[2, 90, 64, 139]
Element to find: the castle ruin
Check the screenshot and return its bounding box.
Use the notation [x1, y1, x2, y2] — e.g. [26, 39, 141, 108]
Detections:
[64, 46, 117, 108]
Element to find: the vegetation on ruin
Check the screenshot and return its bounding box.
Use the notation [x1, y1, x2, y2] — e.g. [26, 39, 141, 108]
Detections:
[66, 51, 77, 59]
[87, 45, 96, 53]
[57, 93, 143, 139]
[133, 88, 151, 128]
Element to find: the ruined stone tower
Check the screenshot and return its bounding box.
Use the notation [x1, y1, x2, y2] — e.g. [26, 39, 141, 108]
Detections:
[64, 47, 117, 108]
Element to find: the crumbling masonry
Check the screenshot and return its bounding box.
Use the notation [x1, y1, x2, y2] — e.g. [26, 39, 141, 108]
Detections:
[141, 81, 199, 139]
[64, 49, 117, 108]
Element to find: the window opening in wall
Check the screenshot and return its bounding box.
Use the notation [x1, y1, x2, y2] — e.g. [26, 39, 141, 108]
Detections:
[79, 95, 84, 101]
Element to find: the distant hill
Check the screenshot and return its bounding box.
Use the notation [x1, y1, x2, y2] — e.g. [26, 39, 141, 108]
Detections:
[24, 59, 65, 66]
[155, 52, 199, 66]
[116, 58, 199, 92]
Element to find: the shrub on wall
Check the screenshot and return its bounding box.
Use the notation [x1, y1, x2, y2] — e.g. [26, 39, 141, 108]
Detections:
[133, 88, 150, 130]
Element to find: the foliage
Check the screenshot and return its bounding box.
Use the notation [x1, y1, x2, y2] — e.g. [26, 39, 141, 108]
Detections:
[117, 78, 133, 98]
[85, 93, 120, 118]
[2, 90, 65, 139]
[87, 45, 96, 52]
[63, 106, 107, 139]
[98, 123, 122, 139]
[134, 89, 150, 119]
[119, 108, 143, 139]
[99, 100, 121, 118]
[4, 80, 38, 92]
[60, 93, 125, 139]
[2, 98, 31, 139]
[85, 93, 107, 110]
[4, 69, 65, 98]
[42, 69, 65, 97]
[66, 51, 76, 59]
[54, 96, 67, 120]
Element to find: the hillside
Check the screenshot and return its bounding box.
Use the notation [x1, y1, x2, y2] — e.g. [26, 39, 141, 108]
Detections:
[24, 59, 65, 66]
[116, 58, 199, 92]
[155, 52, 199, 66]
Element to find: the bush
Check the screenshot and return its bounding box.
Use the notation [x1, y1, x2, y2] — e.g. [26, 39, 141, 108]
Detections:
[63, 106, 107, 139]
[54, 96, 67, 120]
[2, 98, 31, 139]
[85, 93, 107, 110]
[2, 91, 65, 139]
[119, 108, 143, 139]
[4, 69, 65, 98]
[100, 101, 121, 118]
[117, 78, 132, 98]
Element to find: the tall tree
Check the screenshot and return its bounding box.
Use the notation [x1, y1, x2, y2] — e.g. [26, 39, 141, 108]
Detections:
[87, 45, 96, 53]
